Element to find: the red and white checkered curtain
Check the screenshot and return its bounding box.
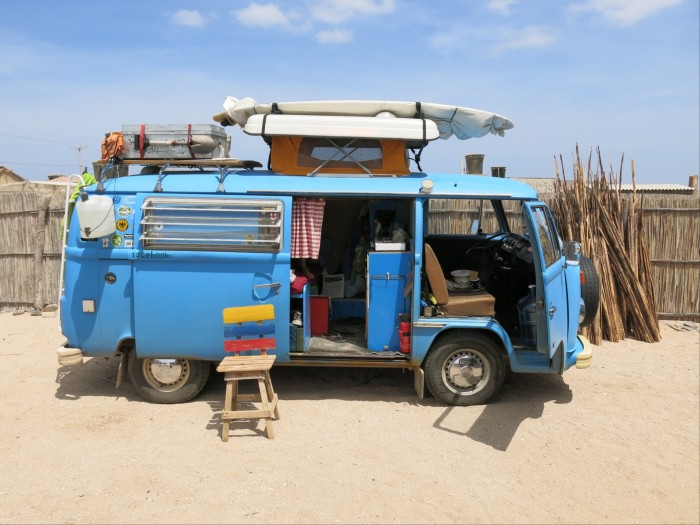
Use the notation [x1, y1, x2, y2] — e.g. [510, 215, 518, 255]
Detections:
[291, 198, 326, 259]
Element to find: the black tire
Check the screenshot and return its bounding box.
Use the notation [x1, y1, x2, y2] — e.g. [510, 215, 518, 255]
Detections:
[579, 256, 600, 328]
[127, 353, 210, 404]
[423, 332, 505, 406]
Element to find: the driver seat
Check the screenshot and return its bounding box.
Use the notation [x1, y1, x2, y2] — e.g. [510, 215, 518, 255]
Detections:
[424, 243, 496, 317]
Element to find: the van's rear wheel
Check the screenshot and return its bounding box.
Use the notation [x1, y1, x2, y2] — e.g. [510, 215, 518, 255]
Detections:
[128, 354, 210, 404]
[424, 333, 505, 406]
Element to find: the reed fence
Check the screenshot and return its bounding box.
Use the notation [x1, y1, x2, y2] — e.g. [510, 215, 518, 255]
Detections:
[0, 183, 68, 311]
[639, 195, 699, 321]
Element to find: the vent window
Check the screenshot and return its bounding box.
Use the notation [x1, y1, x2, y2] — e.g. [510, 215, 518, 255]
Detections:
[140, 197, 283, 252]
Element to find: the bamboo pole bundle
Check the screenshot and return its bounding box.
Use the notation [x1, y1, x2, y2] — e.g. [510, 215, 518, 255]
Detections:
[552, 146, 660, 343]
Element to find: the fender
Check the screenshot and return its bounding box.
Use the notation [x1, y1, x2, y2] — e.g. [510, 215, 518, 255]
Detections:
[412, 317, 552, 373]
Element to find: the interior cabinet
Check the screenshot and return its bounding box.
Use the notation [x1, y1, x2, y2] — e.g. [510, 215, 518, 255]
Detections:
[367, 251, 411, 351]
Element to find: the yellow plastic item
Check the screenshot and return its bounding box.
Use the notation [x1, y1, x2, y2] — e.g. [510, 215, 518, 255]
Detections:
[223, 303, 275, 324]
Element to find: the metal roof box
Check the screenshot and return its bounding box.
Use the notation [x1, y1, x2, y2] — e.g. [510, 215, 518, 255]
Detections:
[122, 124, 230, 160]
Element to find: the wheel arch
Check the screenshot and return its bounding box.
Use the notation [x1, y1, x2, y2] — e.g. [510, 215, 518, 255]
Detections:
[418, 323, 512, 370]
[114, 337, 135, 357]
[428, 327, 507, 359]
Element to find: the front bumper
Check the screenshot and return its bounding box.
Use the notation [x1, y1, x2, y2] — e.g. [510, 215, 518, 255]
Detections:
[56, 344, 83, 366]
[575, 335, 593, 369]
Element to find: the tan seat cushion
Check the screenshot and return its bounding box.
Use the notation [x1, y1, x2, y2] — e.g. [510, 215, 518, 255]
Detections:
[442, 290, 496, 317]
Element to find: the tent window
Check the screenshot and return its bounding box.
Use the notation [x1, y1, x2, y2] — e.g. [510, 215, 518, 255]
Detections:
[297, 138, 383, 170]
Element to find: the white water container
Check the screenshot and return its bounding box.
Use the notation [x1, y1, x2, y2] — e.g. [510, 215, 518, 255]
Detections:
[517, 285, 538, 347]
[75, 195, 116, 239]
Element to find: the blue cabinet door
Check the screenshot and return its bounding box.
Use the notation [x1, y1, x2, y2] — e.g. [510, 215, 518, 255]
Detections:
[367, 252, 411, 351]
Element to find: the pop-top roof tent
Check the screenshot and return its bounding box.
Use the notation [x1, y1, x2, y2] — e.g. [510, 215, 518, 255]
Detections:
[215, 97, 514, 176]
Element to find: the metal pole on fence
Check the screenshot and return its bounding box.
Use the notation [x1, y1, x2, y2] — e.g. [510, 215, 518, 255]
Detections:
[32, 195, 52, 314]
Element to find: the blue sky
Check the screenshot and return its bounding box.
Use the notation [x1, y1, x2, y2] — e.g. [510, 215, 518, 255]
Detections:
[1, 0, 698, 184]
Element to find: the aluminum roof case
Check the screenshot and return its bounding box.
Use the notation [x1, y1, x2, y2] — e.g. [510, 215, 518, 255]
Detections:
[122, 124, 230, 160]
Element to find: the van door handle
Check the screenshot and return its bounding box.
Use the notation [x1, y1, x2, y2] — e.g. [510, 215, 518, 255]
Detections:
[255, 282, 281, 293]
[548, 306, 557, 318]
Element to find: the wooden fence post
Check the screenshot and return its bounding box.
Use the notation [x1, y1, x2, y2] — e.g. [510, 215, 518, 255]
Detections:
[33, 195, 52, 312]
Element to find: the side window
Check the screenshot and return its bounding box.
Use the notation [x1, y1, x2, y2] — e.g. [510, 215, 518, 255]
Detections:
[528, 206, 560, 267]
[427, 199, 503, 235]
[140, 197, 283, 252]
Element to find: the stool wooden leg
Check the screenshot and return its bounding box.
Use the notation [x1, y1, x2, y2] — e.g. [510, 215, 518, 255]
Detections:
[221, 379, 233, 442]
[264, 372, 280, 420]
[231, 378, 239, 412]
[258, 378, 275, 439]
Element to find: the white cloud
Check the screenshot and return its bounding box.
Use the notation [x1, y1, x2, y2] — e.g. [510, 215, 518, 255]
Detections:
[568, 0, 684, 26]
[316, 28, 353, 44]
[233, 3, 295, 28]
[493, 25, 556, 51]
[428, 28, 466, 53]
[311, 0, 395, 24]
[171, 9, 207, 27]
[488, 0, 518, 15]
[430, 25, 555, 55]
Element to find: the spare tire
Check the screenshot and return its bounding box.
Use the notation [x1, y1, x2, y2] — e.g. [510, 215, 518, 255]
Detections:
[579, 256, 600, 327]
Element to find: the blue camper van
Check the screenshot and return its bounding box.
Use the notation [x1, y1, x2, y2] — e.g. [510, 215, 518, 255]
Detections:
[57, 99, 596, 405]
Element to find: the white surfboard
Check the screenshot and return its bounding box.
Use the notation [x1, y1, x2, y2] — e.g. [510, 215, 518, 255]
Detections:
[222, 97, 514, 140]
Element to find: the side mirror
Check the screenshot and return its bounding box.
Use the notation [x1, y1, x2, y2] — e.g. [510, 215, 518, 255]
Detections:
[564, 241, 581, 266]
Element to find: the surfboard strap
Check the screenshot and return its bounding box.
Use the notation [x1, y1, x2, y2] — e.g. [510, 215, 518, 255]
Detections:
[186, 124, 195, 159]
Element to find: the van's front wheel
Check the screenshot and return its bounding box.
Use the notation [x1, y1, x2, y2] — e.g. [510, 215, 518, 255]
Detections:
[424, 333, 505, 406]
[128, 354, 210, 404]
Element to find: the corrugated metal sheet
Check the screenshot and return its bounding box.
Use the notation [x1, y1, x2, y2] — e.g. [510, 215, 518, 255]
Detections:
[513, 178, 561, 194]
[617, 183, 695, 193]
[513, 178, 696, 195]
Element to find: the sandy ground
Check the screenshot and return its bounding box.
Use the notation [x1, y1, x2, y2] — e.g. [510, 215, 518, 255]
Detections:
[0, 312, 698, 525]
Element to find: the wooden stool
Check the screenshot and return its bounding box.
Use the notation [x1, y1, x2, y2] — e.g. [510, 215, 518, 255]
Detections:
[217, 355, 279, 441]
[218, 304, 280, 441]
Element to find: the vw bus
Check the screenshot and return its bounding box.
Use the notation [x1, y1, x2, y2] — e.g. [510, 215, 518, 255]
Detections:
[57, 98, 596, 405]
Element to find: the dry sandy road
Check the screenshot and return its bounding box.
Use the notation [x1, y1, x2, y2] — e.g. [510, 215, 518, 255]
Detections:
[0, 312, 698, 524]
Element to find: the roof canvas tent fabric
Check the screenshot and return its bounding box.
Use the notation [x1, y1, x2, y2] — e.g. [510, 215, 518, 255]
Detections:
[221, 97, 514, 140]
[271, 136, 411, 176]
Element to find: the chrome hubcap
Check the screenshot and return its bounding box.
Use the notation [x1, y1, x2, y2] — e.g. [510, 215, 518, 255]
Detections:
[144, 359, 190, 391]
[443, 350, 489, 394]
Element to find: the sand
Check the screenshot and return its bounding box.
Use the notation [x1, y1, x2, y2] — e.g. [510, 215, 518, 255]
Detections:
[0, 312, 698, 524]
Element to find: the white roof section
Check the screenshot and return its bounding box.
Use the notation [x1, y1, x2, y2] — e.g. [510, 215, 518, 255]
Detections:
[221, 97, 514, 140]
[243, 113, 440, 141]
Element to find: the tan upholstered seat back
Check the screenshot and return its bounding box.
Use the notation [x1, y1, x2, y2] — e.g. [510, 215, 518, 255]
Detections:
[424, 243, 449, 305]
[424, 243, 496, 317]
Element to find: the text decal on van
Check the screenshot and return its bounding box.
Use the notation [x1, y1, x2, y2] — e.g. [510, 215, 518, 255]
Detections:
[132, 251, 172, 259]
